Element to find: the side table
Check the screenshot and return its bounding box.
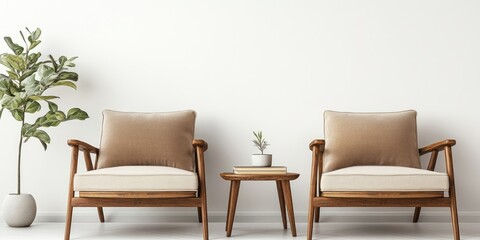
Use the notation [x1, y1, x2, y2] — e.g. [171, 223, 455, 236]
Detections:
[220, 172, 300, 237]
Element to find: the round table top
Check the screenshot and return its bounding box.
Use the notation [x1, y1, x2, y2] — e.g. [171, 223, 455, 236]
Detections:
[220, 172, 300, 181]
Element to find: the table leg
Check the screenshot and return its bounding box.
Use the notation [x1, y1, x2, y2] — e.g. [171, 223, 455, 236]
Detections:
[282, 180, 297, 237]
[225, 181, 233, 231]
[226, 180, 241, 237]
[276, 180, 287, 229]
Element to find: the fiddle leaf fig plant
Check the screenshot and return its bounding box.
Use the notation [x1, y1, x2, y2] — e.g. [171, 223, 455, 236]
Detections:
[0, 28, 89, 194]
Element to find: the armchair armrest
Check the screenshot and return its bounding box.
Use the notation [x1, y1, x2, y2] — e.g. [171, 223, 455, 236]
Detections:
[66, 139, 100, 198]
[193, 139, 208, 200]
[67, 139, 99, 172]
[193, 139, 208, 152]
[67, 139, 99, 154]
[309, 139, 325, 151]
[419, 139, 456, 156]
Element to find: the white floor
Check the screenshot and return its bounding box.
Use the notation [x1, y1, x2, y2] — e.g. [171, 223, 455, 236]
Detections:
[1, 222, 479, 239]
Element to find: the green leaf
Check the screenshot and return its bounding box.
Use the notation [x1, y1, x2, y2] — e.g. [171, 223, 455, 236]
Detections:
[50, 121, 61, 127]
[1, 95, 24, 109]
[32, 116, 48, 127]
[67, 108, 89, 120]
[0, 54, 13, 70]
[58, 72, 78, 81]
[34, 111, 65, 127]
[64, 57, 78, 67]
[53, 81, 77, 89]
[2, 54, 25, 71]
[19, 68, 37, 81]
[54, 111, 66, 120]
[32, 28, 41, 41]
[11, 109, 23, 121]
[29, 95, 59, 101]
[28, 52, 41, 65]
[8, 82, 19, 94]
[0, 107, 4, 118]
[0, 79, 10, 93]
[39, 140, 47, 150]
[24, 28, 41, 49]
[59, 56, 67, 66]
[43, 74, 59, 86]
[0, 78, 15, 97]
[0, 95, 13, 106]
[48, 55, 58, 72]
[20, 31, 27, 45]
[7, 70, 19, 80]
[24, 75, 42, 96]
[33, 129, 50, 150]
[22, 123, 35, 136]
[25, 100, 41, 113]
[37, 64, 54, 78]
[0, 94, 12, 106]
[47, 101, 58, 112]
[4, 37, 24, 55]
[29, 40, 41, 50]
[65, 62, 76, 67]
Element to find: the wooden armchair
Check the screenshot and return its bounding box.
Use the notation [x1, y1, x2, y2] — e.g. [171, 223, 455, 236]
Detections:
[64, 110, 209, 240]
[307, 110, 459, 240]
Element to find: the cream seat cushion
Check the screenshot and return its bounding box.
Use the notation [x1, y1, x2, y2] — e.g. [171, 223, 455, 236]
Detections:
[74, 166, 198, 192]
[321, 166, 449, 192]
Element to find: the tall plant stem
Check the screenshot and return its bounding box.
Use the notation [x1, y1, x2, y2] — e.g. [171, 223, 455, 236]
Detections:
[16, 108, 26, 195]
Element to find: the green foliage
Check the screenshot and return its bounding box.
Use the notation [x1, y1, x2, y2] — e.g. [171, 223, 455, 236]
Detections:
[0, 27, 88, 150]
[1, 28, 89, 194]
[252, 131, 269, 154]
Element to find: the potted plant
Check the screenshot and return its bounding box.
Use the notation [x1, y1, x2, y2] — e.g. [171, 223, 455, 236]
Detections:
[251, 131, 272, 167]
[0, 28, 88, 227]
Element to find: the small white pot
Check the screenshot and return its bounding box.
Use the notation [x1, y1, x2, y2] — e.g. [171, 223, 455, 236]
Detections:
[251, 154, 272, 167]
[2, 193, 37, 227]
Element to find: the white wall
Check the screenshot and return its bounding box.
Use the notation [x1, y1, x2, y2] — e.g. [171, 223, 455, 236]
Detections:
[1, 0, 480, 222]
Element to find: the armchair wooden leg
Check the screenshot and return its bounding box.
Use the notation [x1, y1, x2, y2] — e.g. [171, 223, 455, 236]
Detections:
[201, 200, 209, 239]
[307, 201, 315, 240]
[314, 207, 320, 222]
[64, 205, 73, 240]
[450, 197, 460, 240]
[413, 207, 421, 222]
[445, 146, 460, 240]
[315, 169, 321, 223]
[97, 207, 105, 222]
[197, 207, 203, 223]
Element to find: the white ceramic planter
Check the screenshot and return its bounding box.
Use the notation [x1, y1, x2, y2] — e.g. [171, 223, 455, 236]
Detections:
[251, 154, 272, 167]
[2, 193, 36, 227]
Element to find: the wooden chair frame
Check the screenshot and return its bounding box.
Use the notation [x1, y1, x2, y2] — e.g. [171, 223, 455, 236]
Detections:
[64, 139, 209, 240]
[307, 139, 460, 240]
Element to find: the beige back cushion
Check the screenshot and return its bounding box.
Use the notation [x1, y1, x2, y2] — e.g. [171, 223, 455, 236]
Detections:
[96, 110, 196, 171]
[323, 110, 420, 172]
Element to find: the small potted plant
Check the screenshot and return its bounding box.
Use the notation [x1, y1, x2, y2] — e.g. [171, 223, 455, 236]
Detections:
[0, 28, 88, 227]
[251, 131, 272, 167]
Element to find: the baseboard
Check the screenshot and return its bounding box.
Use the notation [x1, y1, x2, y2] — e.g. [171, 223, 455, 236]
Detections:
[27, 211, 480, 223]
